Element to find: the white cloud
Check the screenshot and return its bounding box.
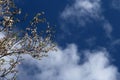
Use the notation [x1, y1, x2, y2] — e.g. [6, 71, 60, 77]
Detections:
[60, 0, 113, 38]
[17, 44, 120, 80]
[61, 0, 102, 25]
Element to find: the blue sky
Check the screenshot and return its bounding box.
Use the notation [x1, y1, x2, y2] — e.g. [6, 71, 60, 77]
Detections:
[14, 0, 120, 80]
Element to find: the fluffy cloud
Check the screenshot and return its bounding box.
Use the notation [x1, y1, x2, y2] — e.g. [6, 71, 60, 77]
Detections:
[17, 44, 120, 80]
[61, 0, 102, 25]
[60, 0, 113, 38]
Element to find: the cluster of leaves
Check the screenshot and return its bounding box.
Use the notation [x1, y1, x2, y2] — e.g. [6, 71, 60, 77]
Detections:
[0, 0, 56, 80]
